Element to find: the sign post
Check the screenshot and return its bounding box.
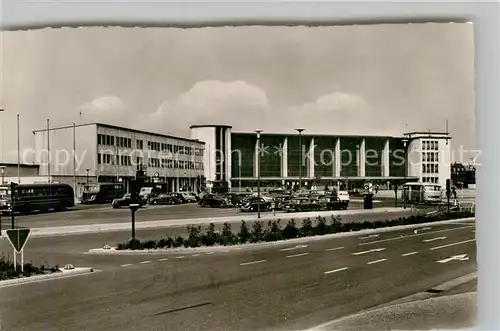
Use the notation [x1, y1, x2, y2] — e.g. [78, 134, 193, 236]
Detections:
[5, 228, 31, 272]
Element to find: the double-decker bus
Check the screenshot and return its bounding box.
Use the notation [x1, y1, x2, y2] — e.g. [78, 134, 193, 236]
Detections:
[0, 183, 75, 215]
[80, 183, 125, 204]
[403, 182, 442, 205]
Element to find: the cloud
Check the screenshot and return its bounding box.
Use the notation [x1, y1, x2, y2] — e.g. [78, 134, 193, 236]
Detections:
[80, 95, 128, 126]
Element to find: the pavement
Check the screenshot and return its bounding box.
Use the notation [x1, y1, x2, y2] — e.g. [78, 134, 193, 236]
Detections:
[0, 218, 476, 331]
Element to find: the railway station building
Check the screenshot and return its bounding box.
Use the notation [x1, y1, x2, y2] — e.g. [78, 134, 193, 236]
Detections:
[190, 125, 452, 191]
[33, 123, 205, 197]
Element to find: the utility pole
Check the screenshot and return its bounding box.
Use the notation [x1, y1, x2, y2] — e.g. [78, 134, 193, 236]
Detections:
[255, 129, 262, 219]
[295, 128, 305, 191]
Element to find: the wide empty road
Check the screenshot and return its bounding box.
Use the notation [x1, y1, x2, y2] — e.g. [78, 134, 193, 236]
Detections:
[0, 218, 476, 331]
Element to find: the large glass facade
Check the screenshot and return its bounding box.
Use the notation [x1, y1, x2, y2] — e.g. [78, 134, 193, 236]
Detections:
[340, 137, 362, 177]
[259, 135, 282, 177]
[287, 135, 310, 177]
[231, 133, 256, 178]
[314, 137, 336, 177]
[364, 137, 386, 177]
[389, 138, 406, 177]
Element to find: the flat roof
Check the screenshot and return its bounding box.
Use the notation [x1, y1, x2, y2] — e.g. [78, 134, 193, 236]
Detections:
[33, 122, 204, 144]
[0, 162, 39, 168]
[190, 124, 233, 129]
[231, 131, 398, 139]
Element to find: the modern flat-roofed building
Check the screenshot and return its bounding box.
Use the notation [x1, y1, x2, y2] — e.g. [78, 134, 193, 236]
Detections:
[33, 123, 205, 196]
[190, 125, 452, 191]
[0, 162, 49, 185]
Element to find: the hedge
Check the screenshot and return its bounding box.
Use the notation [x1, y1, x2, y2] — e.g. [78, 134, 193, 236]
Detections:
[116, 210, 474, 250]
[0, 255, 60, 281]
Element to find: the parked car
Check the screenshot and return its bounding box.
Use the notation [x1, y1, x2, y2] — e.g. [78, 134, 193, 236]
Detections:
[177, 192, 198, 203]
[199, 194, 233, 208]
[272, 195, 292, 210]
[240, 197, 272, 212]
[318, 196, 348, 210]
[149, 193, 181, 205]
[112, 194, 146, 209]
[283, 197, 323, 213]
[337, 190, 351, 202]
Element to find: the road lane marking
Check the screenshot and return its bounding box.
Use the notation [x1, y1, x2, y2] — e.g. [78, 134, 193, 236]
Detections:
[206, 252, 214, 255]
[240, 260, 266, 266]
[158, 258, 169, 261]
[120, 264, 133, 267]
[352, 248, 385, 256]
[192, 254, 200, 257]
[423, 236, 447, 243]
[280, 245, 308, 251]
[430, 239, 475, 251]
[140, 261, 152, 264]
[358, 234, 379, 240]
[437, 254, 469, 263]
[359, 226, 473, 246]
[402, 251, 418, 257]
[286, 253, 309, 258]
[326, 246, 344, 252]
[324, 267, 348, 274]
[175, 256, 185, 259]
[367, 258, 387, 265]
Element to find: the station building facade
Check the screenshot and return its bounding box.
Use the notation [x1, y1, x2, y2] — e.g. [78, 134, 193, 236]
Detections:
[33, 123, 205, 197]
[190, 125, 452, 191]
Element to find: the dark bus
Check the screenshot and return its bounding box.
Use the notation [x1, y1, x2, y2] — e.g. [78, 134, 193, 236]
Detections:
[211, 180, 229, 194]
[80, 183, 125, 204]
[0, 183, 75, 215]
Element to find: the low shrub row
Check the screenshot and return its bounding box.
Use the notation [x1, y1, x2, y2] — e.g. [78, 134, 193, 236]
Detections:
[117, 210, 474, 250]
[0, 255, 60, 281]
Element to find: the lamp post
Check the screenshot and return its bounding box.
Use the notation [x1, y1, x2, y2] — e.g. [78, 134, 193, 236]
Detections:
[85, 168, 90, 184]
[401, 138, 409, 209]
[295, 128, 305, 191]
[356, 144, 360, 189]
[0, 166, 4, 185]
[255, 129, 263, 219]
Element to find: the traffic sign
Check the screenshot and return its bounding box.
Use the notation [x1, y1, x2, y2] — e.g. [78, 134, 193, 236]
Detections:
[6, 228, 31, 253]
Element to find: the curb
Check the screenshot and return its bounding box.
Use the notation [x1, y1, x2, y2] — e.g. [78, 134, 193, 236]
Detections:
[0, 267, 96, 288]
[1, 207, 409, 239]
[88, 217, 475, 255]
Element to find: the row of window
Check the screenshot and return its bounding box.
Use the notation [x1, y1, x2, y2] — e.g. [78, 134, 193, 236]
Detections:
[422, 177, 439, 184]
[147, 158, 204, 170]
[422, 140, 439, 151]
[422, 152, 439, 163]
[97, 134, 203, 156]
[422, 163, 439, 174]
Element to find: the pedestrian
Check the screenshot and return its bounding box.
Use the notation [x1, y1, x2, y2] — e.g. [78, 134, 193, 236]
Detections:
[375, 185, 379, 194]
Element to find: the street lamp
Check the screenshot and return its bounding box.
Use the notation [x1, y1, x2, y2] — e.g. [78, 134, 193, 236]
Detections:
[255, 129, 263, 219]
[401, 138, 409, 209]
[0, 166, 4, 185]
[295, 128, 305, 191]
[85, 168, 90, 184]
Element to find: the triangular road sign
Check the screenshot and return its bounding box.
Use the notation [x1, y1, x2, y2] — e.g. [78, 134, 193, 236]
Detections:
[6, 229, 31, 253]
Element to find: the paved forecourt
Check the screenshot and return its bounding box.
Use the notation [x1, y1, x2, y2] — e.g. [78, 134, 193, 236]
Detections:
[0, 217, 476, 331]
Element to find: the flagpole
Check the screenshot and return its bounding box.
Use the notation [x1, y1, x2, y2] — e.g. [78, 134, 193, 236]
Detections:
[17, 114, 20, 183]
[73, 122, 77, 199]
[47, 119, 50, 183]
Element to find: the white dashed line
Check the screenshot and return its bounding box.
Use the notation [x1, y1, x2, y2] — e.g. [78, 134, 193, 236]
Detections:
[286, 253, 309, 258]
[423, 236, 446, 243]
[175, 256, 185, 259]
[430, 239, 475, 251]
[140, 261, 152, 264]
[192, 254, 200, 257]
[352, 248, 385, 256]
[240, 260, 266, 266]
[324, 267, 348, 274]
[402, 251, 418, 257]
[359, 234, 379, 240]
[367, 258, 387, 265]
[158, 258, 169, 261]
[359, 226, 472, 246]
[120, 264, 133, 267]
[326, 246, 344, 252]
[418, 227, 432, 231]
[206, 252, 214, 255]
[280, 245, 308, 251]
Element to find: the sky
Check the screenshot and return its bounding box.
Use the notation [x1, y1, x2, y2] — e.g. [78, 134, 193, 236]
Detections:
[0, 23, 475, 164]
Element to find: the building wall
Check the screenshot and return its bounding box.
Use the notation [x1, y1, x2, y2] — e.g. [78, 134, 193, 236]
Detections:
[0, 164, 39, 177]
[0, 176, 50, 185]
[191, 126, 217, 182]
[231, 133, 255, 178]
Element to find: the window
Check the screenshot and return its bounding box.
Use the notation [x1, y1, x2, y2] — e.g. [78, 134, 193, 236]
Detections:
[435, 152, 439, 162]
[421, 152, 425, 162]
[136, 140, 143, 149]
[97, 154, 102, 164]
[435, 141, 439, 150]
[435, 164, 439, 173]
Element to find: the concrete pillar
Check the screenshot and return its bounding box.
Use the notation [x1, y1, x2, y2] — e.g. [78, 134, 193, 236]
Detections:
[360, 138, 366, 177]
[282, 137, 288, 178]
[308, 138, 315, 178]
[383, 138, 390, 177]
[335, 138, 341, 177]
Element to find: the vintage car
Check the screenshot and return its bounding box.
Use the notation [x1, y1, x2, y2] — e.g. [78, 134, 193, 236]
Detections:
[272, 195, 293, 210]
[111, 194, 146, 209]
[199, 194, 234, 208]
[283, 197, 323, 213]
[239, 197, 273, 212]
[318, 195, 348, 210]
[149, 193, 183, 205]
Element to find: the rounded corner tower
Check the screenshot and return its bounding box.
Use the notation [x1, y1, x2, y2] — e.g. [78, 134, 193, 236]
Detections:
[190, 125, 233, 189]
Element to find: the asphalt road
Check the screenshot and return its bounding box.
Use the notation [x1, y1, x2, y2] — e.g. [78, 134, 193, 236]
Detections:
[0, 219, 476, 331]
[0, 198, 397, 229]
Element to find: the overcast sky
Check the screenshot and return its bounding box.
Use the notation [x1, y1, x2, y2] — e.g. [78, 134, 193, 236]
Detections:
[1, 23, 474, 163]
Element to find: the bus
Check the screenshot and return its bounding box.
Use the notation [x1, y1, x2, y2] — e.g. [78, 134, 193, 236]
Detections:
[403, 182, 442, 205]
[80, 183, 125, 204]
[0, 183, 75, 215]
